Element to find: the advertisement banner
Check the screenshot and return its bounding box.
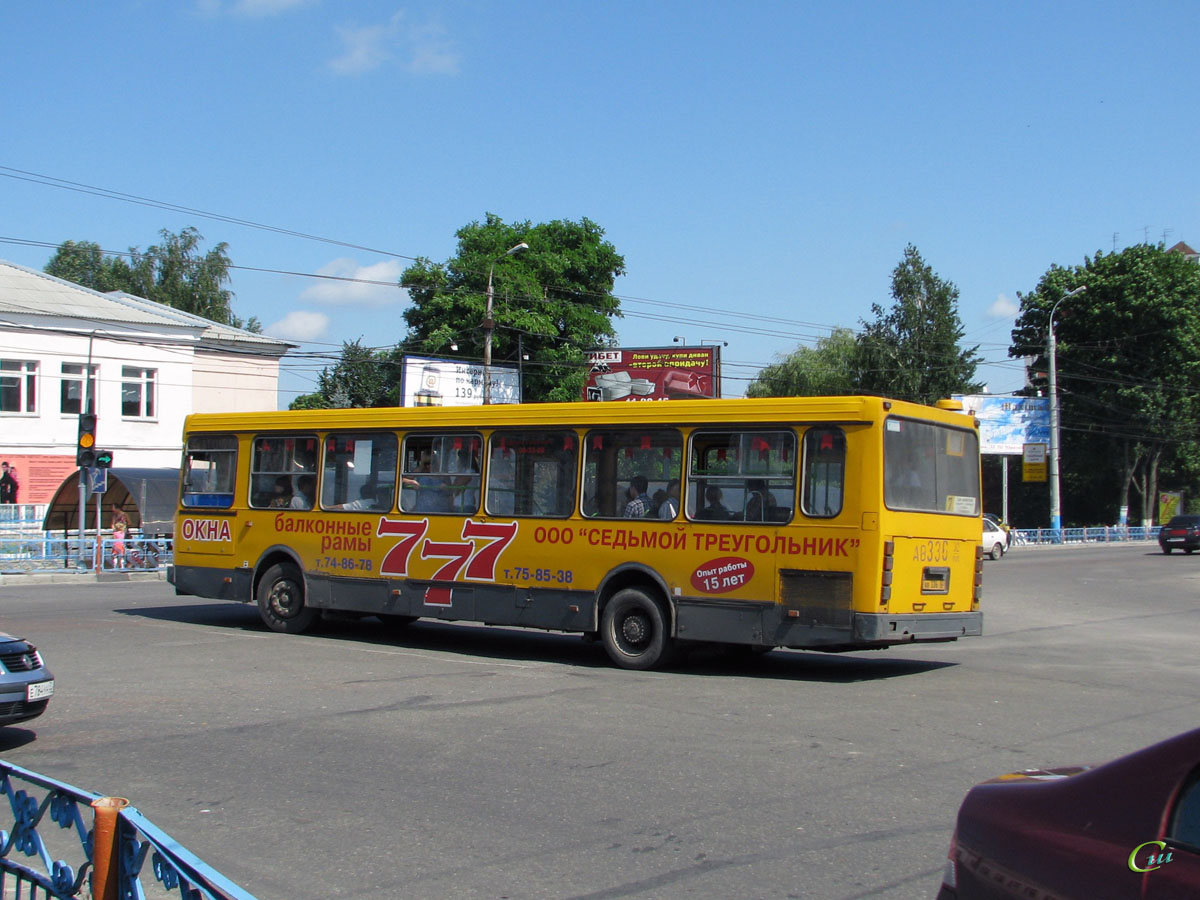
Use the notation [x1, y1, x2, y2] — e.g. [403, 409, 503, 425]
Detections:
[399, 356, 520, 407]
[584, 346, 720, 402]
[954, 395, 1051, 455]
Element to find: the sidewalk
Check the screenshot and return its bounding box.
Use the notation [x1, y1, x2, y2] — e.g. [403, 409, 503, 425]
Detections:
[0, 567, 168, 586]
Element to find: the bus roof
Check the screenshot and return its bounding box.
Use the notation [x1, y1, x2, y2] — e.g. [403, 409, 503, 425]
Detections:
[183, 396, 977, 433]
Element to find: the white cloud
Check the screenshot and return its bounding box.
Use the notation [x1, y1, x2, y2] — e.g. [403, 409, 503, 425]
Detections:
[300, 258, 407, 306]
[987, 293, 1019, 318]
[197, 0, 313, 16]
[266, 310, 331, 342]
[328, 11, 460, 76]
[232, 0, 313, 15]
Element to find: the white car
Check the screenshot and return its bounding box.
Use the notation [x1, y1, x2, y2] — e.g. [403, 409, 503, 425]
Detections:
[981, 517, 1008, 560]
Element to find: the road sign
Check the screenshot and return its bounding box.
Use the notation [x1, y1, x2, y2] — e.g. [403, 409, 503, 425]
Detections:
[87, 467, 108, 495]
[1022, 442, 1047, 483]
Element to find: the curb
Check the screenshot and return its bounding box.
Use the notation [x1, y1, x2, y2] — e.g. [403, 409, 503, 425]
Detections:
[0, 570, 168, 587]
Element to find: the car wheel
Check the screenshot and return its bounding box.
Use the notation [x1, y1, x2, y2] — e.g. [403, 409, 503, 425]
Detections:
[1186, 548, 1196, 555]
[989, 542, 1004, 560]
[257, 562, 318, 634]
[1163, 546, 1174, 555]
[601, 588, 675, 670]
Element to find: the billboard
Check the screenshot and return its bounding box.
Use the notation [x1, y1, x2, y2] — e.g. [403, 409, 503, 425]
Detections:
[954, 394, 1051, 456]
[584, 346, 720, 402]
[400, 356, 520, 407]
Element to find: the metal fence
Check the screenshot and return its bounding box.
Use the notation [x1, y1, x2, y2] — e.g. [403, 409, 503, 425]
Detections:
[0, 537, 172, 572]
[0, 760, 256, 900]
[1011, 525, 1160, 546]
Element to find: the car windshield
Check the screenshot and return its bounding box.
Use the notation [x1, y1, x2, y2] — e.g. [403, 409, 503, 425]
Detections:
[1168, 516, 1200, 527]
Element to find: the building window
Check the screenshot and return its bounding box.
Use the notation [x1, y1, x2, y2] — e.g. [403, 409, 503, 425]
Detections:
[61, 363, 98, 415]
[0, 360, 37, 414]
[121, 367, 156, 418]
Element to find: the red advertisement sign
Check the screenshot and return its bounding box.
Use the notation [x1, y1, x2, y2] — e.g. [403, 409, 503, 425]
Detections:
[0, 454, 78, 505]
[584, 346, 720, 401]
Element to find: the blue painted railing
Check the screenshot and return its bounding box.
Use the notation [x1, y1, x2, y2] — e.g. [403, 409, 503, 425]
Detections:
[1011, 526, 1159, 545]
[0, 761, 257, 900]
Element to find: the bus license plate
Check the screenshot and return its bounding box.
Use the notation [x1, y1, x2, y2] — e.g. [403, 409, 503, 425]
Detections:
[26, 681, 54, 701]
[921, 567, 949, 594]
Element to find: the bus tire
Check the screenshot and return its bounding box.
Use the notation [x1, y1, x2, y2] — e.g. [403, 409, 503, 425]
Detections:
[601, 588, 675, 670]
[257, 563, 317, 634]
[379, 614, 418, 629]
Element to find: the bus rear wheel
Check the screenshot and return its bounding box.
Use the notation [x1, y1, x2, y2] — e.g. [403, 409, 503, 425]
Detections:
[257, 563, 317, 634]
[601, 588, 675, 670]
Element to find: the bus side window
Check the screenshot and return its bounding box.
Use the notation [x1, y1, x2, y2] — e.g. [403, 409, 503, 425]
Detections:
[401, 434, 480, 515]
[802, 428, 845, 518]
[320, 432, 398, 512]
[581, 429, 682, 519]
[249, 435, 319, 510]
[181, 434, 238, 509]
[486, 431, 577, 517]
[687, 430, 796, 524]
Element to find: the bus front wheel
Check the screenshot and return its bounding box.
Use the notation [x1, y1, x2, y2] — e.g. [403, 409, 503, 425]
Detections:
[601, 588, 675, 670]
[257, 563, 318, 634]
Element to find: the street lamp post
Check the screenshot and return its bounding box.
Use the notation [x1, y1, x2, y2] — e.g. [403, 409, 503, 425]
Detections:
[483, 242, 529, 404]
[1048, 285, 1087, 536]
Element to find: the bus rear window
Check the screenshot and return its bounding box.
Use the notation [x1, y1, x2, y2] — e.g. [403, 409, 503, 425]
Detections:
[884, 418, 979, 515]
[182, 434, 238, 508]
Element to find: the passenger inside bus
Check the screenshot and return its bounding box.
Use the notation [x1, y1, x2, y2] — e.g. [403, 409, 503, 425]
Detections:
[744, 479, 778, 522]
[290, 474, 315, 510]
[698, 485, 732, 520]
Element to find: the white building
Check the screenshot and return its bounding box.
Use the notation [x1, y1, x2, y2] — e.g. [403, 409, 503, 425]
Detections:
[0, 260, 293, 503]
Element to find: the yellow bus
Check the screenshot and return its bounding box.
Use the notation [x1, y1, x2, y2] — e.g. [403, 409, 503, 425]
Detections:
[170, 396, 982, 669]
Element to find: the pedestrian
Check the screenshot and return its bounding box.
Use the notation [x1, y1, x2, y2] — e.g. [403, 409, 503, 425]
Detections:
[0, 462, 18, 504]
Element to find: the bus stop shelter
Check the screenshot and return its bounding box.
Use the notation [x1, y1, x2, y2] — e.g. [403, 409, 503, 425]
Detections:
[41, 468, 179, 537]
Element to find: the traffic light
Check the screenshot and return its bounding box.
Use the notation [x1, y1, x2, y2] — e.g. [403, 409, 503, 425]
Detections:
[76, 413, 97, 467]
[93, 450, 114, 469]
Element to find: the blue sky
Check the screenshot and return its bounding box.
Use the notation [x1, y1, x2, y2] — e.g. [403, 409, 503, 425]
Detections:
[3, 1, 1196, 406]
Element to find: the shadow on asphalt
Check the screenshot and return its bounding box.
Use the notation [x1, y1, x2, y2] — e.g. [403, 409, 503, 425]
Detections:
[114, 601, 958, 683]
[0, 727, 39, 752]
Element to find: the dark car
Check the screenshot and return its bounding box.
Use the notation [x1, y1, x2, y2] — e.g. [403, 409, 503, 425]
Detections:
[0, 631, 54, 726]
[1159, 515, 1200, 554]
[938, 727, 1200, 898]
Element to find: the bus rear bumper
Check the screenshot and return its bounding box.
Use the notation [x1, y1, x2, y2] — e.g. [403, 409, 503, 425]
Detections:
[853, 611, 982, 643]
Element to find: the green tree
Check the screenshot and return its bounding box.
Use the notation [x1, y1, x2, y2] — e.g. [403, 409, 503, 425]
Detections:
[856, 245, 981, 404]
[289, 340, 394, 410]
[746, 328, 860, 397]
[400, 213, 625, 402]
[1010, 244, 1200, 524]
[45, 228, 261, 332]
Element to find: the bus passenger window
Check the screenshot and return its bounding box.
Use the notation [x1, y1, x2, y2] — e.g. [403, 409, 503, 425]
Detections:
[181, 435, 238, 508]
[581, 429, 683, 519]
[249, 435, 318, 510]
[687, 431, 796, 524]
[802, 428, 845, 518]
[400, 434, 481, 515]
[320, 432, 398, 512]
[486, 432, 577, 517]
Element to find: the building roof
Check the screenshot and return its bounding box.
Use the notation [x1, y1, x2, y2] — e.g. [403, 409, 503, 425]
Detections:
[0, 259, 294, 355]
[1167, 241, 1198, 259]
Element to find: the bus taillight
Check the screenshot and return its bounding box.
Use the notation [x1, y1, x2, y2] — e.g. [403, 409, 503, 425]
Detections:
[973, 545, 983, 608]
[881, 540, 894, 605]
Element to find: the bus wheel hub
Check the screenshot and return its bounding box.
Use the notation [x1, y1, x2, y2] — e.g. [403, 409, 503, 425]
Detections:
[622, 614, 649, 645]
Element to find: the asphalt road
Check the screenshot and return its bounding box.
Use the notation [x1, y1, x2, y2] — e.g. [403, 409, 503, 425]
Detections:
[1, 542, 1198, 899]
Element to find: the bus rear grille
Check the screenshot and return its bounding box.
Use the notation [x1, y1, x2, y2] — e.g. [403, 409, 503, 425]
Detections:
[779, 569, 853, 628]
